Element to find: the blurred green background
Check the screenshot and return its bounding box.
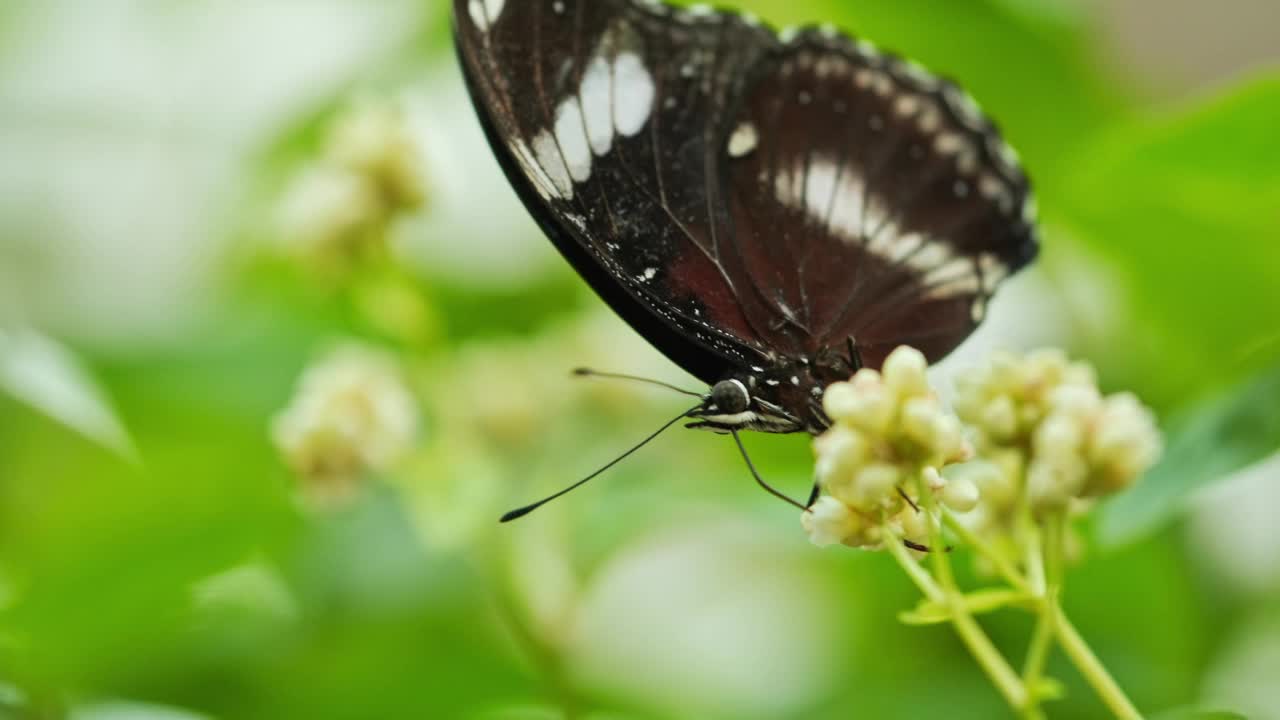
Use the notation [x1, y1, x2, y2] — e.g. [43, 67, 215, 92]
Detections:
[1, 1, 1278, 718]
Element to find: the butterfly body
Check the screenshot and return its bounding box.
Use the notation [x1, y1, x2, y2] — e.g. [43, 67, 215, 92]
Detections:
[455, 0, 1038, 438]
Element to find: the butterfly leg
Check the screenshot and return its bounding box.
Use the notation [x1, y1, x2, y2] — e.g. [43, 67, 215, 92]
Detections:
[730, 429, 807, 510]
[805, 482, 820, 509]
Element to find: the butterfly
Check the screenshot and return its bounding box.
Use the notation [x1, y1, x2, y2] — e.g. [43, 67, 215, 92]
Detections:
[453, 0, 1038, 517]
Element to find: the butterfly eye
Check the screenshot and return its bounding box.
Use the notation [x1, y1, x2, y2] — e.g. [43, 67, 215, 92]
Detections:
[710, 379, 751, 414]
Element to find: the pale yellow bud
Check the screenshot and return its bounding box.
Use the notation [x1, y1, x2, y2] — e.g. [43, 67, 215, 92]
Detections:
[932, 413, 968, 461]
[802, 497, 860, 547]
[1050, 384, 1103, 422]
[949, 459, 1016, 511]
[822, 381, 860, 422]
[981, 394, 1018, 440]
[845, 463, 901, 511]
[923, 465, 946, 492]
[941, 476, 981, 513]
[901, 396, 943, 448]
[840, 381, 895, 436]
[882, 345, 930, 398]
[897, 508, 932, 545]
[813, 425, 869, 492]
[1035, 414, 1085, 462]
[1085, 393, 1161, 496]
[1028, 456, 1087, 511]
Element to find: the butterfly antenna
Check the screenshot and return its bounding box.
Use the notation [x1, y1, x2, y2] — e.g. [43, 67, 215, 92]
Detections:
[500, 403, 703, 522]
[730, 429, 807, 510]
[571, 368, 704, 398]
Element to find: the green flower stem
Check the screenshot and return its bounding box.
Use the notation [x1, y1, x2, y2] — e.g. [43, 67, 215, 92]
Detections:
[913, 486, 1029, 712]
[942, 510, 1030, 594]
[1054, 608, 1142, 720]
[885, 525, 945, 603]
[1021, 514, 1064, 718]
[942, 508, 1142, 719]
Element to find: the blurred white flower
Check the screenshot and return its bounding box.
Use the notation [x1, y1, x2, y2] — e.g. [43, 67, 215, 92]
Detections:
[272, 344, 419, 502]
[276, 164, 383, 263]
[325, 101, 426, 210]
[275, 100, 425, 273]
[806, 346, 975, 548]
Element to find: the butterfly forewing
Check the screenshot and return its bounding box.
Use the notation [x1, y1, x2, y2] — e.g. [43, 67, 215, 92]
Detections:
[455, 0, 786, 384]
[455, 0, 1038, 391]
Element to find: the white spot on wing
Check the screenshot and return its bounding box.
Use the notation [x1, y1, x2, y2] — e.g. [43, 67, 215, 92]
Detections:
[511, 139, 563, 201]
[728, 122, 758, 158]
[467, 0, 506, 31]
[554, 98, 592, 183]
[580, 55, 614, 156]
[531, 130, 574, 199]
[613, 53, 655, 136]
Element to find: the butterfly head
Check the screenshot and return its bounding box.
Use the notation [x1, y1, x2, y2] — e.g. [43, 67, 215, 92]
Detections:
[687, 364, 832, 436]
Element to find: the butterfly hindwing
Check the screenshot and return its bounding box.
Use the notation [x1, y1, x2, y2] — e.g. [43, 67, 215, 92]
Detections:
[719, 28, 1038, 370]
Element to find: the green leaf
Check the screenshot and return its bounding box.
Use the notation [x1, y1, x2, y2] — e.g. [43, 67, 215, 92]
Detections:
[899, 588, 1033, 625]
[1029, 677, 1066, 703]
[0, 329, 134, 458]
[812, 0, 1125, 188]
[1056, 74, 1280, 407]
[1098, 365, 1280, 547]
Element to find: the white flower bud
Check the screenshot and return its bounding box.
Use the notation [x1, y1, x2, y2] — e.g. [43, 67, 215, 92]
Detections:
[1035, 414, 1085, 462]
[897, 508, 932, 545]
[900, 396, 942, 448]
[882, 345, 930, 398]
[933, 413, 968, 462]
[838, 379, 895, 436]
[1027, 456, 1086, 511]
[845, 462, 901, 511]
[822, 381, 860, 422]
[979, 394, 1018, 440]
[949, 459, 1016, 511]
[941, 476, 981, 513]
[813, 425, 869, 491]
[1085, 393, 1161, 496]
[802, 497, 873, 548]
[1049, 384, 1103, 422]
[922, 465, 946, 492]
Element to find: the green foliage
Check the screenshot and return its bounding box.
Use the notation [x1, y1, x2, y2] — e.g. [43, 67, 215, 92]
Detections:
[1099, 365, 1280, 546]
[1058, 75, 1280, 407]
[0, 0, 1276, 718]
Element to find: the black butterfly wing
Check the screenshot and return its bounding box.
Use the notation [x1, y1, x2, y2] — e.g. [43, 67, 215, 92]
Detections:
[455, 0, 1038, 385]
[719, 28, 1039, 372]
[454, 0, 789, 385]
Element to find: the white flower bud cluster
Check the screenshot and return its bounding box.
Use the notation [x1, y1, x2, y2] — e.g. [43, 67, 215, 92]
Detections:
[954, 349, 1161, 514]
[954, 349, 1097, 446]
[272, 344, 420, 501]
[804, 347, 976, 549]
[276, 101, 425, 270]
[1027, 387, 1162, 509]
